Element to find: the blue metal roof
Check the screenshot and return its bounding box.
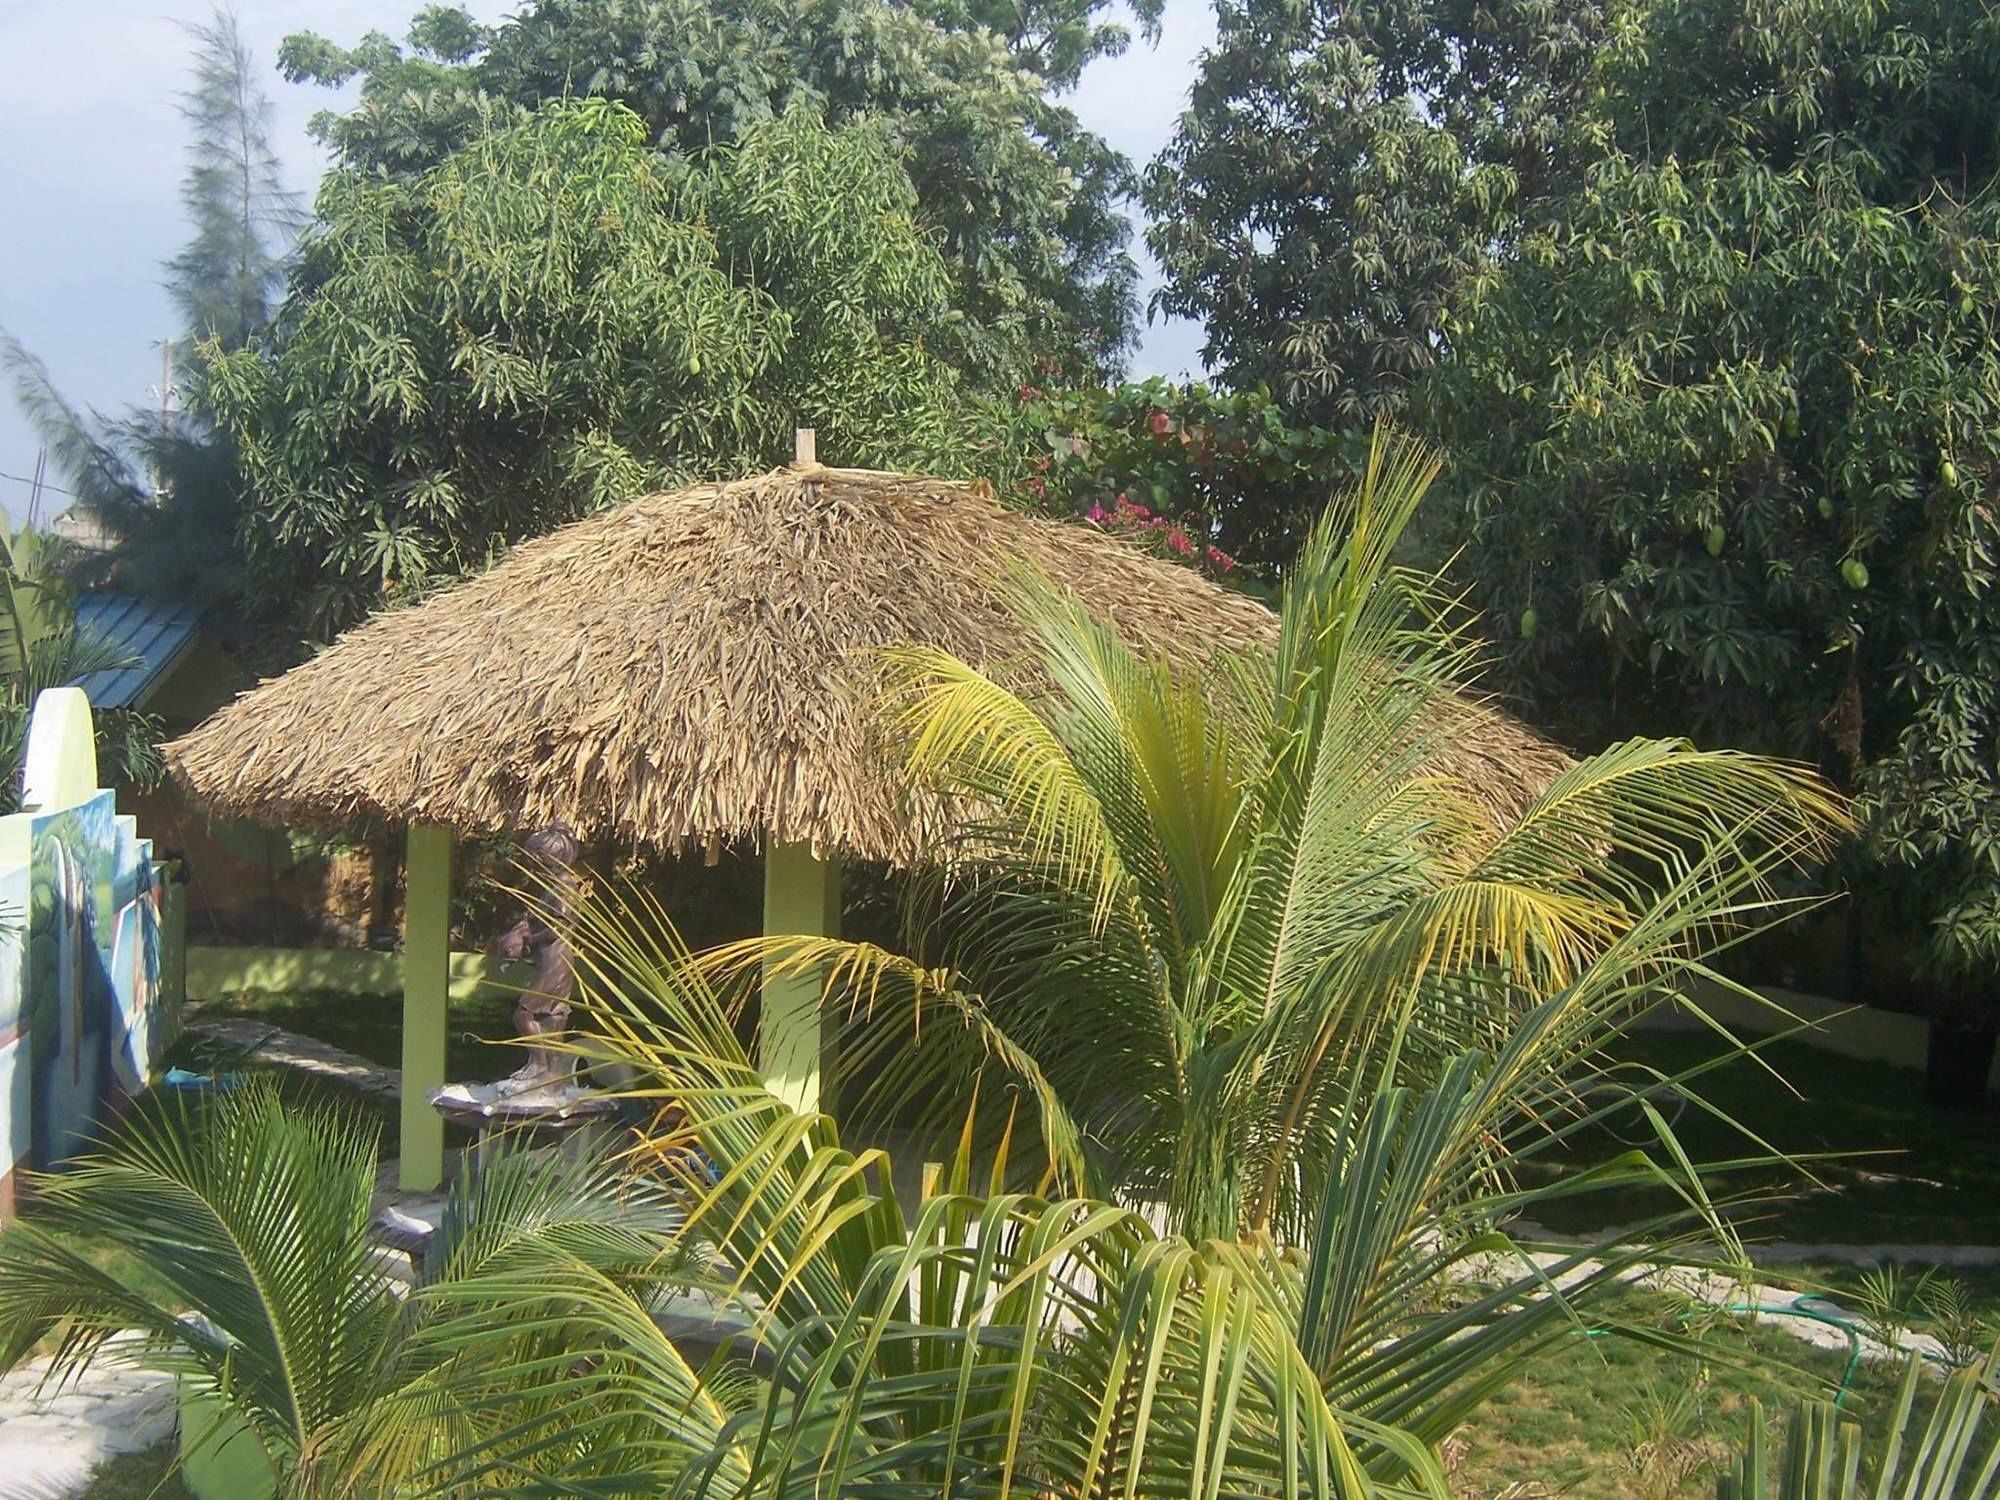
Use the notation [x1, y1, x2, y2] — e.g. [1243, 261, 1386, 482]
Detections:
[70, 593, 202, 710]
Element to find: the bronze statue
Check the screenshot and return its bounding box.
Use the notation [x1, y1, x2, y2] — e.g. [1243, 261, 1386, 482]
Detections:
[491, 823, 582, 1096]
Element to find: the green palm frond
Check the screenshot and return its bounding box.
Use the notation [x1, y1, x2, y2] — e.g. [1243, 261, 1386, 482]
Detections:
[743, 419, 1843, 1248]
[1716, 1347, 2000, 1499]
[0, 1077, 707, 1495]
[544, 915, 1456, 1496]
[527, 416, 1854, 1491]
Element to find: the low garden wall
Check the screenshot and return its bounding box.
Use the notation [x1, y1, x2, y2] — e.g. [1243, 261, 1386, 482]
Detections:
[184, 945, 523, 1004]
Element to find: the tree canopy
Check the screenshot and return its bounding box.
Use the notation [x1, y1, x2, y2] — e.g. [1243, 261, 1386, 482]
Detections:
[1145, 0, 2000, 1025]
[204, 98, 999, 632]
[277, 0, 1154, 383]
[1143, 0, 1602, 422]
[1407, 0, 2000, 1015]
[985, 376, 1360, 578]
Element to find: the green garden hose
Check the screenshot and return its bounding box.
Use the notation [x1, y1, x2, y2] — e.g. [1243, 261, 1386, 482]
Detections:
[1733, 1296, 1867, 1407]
[1635, 1294, 1868, 1406]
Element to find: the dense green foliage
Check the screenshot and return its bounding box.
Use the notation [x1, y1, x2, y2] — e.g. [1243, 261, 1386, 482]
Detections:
[278, 0, 1153, 383]
[205, 98, 995, 631]
[987, 376, 1359, 577]
[1411, 0, 2000, 1012]
[1144, 0, 1601, 421]
[1147, 0, 2000, 1017]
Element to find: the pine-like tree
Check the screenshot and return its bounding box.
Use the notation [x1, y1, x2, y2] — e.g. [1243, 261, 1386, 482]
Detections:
[1, 5, 298, 611]
[165, 7, 301, 353]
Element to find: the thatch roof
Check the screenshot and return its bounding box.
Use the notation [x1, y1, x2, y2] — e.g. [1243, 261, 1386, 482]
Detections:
[166, 464, 1572, 865]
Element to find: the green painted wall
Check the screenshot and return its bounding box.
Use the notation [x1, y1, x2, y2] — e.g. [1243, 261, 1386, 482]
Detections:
[185, 945, 523, 1002]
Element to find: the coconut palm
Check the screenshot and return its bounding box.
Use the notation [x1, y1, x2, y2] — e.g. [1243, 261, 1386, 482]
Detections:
[711, 423, 1846, 1244]
[406, 869, 1832, 1498]
[0, 1077, 713, 1495]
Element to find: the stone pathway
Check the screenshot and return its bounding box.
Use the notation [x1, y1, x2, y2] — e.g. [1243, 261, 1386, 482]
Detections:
[183, 1013, 401, 1099]
[0, 1336, 176, 1498]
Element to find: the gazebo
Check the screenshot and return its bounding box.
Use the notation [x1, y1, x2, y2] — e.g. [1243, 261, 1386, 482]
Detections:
[166, 441, 1571, 1190]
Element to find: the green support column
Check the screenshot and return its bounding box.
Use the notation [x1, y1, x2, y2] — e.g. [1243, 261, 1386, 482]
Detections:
[760, 839, 841, 1113]
[400, 822, 453, 1191]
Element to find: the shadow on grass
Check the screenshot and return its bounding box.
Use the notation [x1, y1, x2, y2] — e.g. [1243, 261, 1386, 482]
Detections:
[1527, 1029, 2000, 1246]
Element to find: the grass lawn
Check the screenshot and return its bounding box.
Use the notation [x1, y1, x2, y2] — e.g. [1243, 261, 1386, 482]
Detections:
[1522, 1027, 2000, 1245]
[1449, 1288, 1933, 1499]
[78, 1447, 188, 1499]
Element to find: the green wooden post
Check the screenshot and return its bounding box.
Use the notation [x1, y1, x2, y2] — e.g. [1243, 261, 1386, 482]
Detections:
[400, 823, 453, 1191]
[760, 839, 840, 1113]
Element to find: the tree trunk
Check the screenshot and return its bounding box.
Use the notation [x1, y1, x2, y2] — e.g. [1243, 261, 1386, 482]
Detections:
[1924, 1020, 1996, 1110]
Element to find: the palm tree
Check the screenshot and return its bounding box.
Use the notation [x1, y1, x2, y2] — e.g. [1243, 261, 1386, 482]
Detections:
[399, 869, 1850, 1498]
[707, 424, 1845, 1244]
[0, 524, 161, 810]
[0, 1078, 714, 1495]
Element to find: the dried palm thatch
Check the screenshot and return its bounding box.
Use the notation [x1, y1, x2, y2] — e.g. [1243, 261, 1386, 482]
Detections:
[167, 464, 1573, 864]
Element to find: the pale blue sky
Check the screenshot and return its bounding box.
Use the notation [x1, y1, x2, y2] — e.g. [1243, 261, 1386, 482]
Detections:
[0, 0, 1215, 522]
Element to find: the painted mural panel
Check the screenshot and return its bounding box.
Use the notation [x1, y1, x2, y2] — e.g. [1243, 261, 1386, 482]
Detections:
[26, 791, 168, 1170]
[0, 844, 28, 1203]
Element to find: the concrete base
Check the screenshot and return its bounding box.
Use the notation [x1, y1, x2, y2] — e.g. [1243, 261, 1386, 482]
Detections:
[178, 1386, 277, 1500]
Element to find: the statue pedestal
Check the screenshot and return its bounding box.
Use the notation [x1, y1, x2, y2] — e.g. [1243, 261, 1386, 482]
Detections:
[428, 1080, 624, 1165]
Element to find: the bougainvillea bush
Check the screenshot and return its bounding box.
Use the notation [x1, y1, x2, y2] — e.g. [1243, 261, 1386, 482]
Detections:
[980, 376, 1360, 580]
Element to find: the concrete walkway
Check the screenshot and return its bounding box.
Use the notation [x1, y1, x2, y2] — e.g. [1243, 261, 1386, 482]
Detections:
[0, 1336, 176, 1498]
[1505, 1252, 1953, 1368]
[183, 1013, 401, 1099]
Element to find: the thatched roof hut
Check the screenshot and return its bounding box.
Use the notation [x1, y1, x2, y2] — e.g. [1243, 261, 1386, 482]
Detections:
[167, 462, 1571, 865]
